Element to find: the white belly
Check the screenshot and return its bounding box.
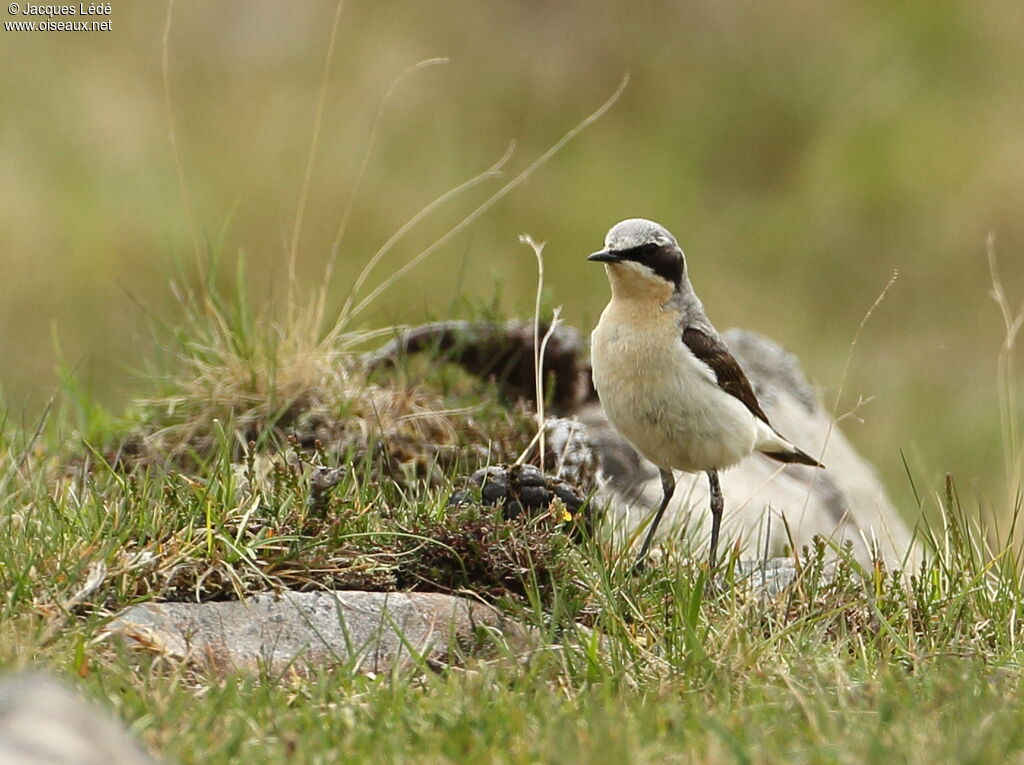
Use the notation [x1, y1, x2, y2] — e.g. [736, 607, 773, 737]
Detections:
[591, 313, 758, 473]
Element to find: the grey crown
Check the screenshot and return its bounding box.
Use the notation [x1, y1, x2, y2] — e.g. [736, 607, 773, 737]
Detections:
[604, 218, 680, 251]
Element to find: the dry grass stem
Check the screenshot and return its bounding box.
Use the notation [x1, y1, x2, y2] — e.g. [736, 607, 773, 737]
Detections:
[986, 234, 1024, 513]
[343, 74, 630, 325]
[161, 0, 202, 267]
[288, 0, 346, 319]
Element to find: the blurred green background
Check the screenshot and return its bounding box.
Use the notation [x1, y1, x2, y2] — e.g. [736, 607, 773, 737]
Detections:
[2, 1, 1022, 514]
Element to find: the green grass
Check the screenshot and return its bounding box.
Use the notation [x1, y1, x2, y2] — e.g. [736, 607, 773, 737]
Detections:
[2, 272, 1024, 764]
[4, 6, 1024, 759]
[92, 653, 1024, 763]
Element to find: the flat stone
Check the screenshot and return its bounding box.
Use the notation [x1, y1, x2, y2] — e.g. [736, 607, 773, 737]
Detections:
[103, 591, 529, 675]
[0, 673, 157, 765]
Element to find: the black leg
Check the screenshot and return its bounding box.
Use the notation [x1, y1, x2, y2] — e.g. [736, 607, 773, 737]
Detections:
[633, 468, 676, 572]
[706, 470, 724, 572]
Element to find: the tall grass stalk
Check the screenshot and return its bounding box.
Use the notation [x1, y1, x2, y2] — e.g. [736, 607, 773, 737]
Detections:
[987, 235, 1024, 520]
[161, 0, 202, 268]
[326, 56, 450, 276]
[518, 233, 561, 469]
[794, 270, 899, 540]
[287, 0, 346, 322]
[337, 74, 630, 329]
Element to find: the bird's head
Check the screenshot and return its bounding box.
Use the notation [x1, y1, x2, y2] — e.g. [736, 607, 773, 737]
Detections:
[587, 218, 685, 299]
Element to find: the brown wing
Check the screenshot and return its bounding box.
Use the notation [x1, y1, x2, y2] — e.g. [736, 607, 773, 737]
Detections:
[681, 327, 771, 425]
[682, 327, 824, 468]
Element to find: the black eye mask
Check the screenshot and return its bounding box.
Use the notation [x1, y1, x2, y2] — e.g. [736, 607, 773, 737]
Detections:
[617, 243, 684, 288]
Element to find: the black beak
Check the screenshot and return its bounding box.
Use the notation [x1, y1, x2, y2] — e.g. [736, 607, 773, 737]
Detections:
[587, 249, 621, 263]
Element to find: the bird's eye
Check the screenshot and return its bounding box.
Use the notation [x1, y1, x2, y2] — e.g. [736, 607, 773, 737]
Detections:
[617, 242, 663, 264]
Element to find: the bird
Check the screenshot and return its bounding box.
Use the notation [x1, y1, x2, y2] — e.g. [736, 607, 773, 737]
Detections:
[587, 218, 822, 572]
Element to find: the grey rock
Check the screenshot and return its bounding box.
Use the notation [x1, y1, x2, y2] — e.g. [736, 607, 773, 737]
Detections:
[549, 329, 916, 567]
[367, 320, 915, 566]
[0, 673, 157, 765]
[103, 591, 530, 675]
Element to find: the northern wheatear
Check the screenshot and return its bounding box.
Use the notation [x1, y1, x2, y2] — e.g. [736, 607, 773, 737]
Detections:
[587, 218, 822, 571]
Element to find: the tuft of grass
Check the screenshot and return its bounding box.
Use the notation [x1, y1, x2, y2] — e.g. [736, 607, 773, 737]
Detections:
[122, 51, 628, 473]
[6, 291, 1024, 763]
